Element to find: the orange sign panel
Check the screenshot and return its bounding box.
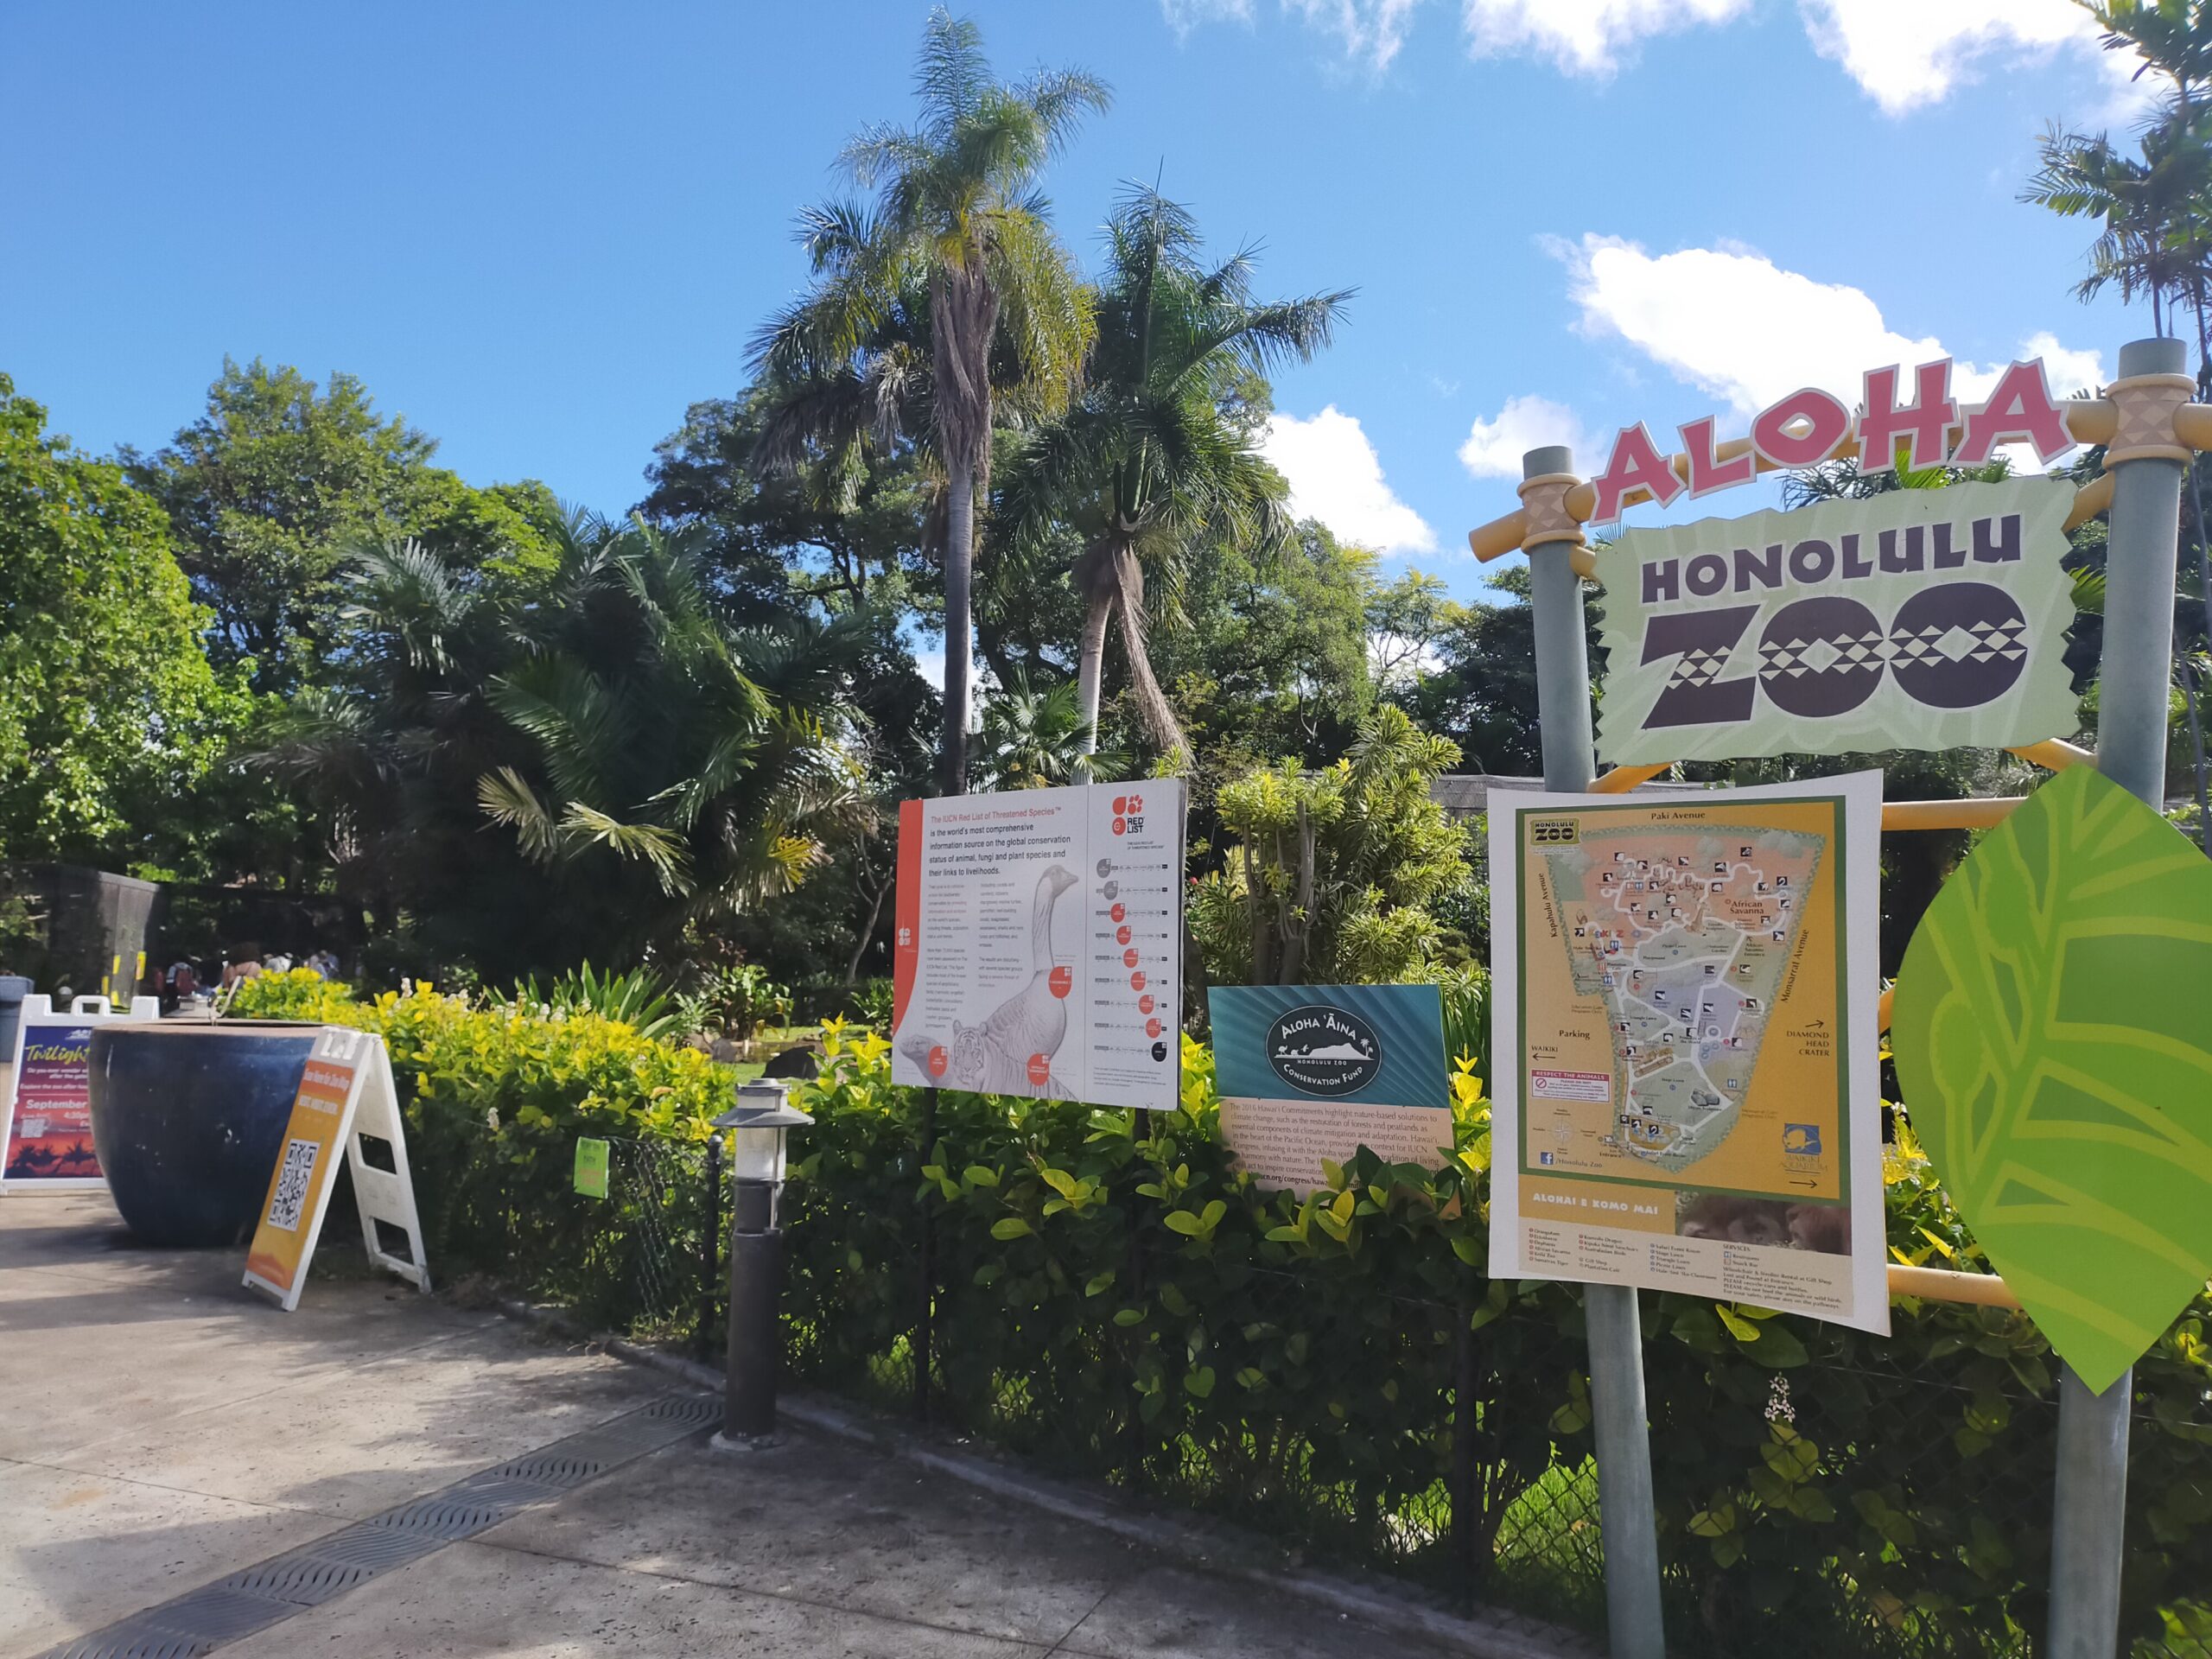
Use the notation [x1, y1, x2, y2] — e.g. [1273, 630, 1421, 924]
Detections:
[242, 1057, 356, 1298]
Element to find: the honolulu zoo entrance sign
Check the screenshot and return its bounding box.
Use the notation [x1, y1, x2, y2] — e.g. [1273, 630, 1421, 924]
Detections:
[1596, 478, 2077, 762]
[1464, 340, 2212, 1659]
[1582, 356, 2082, 765]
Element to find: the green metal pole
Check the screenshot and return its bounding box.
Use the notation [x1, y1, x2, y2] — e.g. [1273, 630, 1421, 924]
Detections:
[2049, 335, 2186, 1657]
[1522, 443, 1668, 1659]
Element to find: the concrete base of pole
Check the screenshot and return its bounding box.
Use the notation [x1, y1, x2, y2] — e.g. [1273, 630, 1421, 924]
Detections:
[708, 1429, 788, 1454]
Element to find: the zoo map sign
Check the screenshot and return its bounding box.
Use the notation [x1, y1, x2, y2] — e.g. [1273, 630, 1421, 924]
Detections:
[1487, 774, 1889, 1334]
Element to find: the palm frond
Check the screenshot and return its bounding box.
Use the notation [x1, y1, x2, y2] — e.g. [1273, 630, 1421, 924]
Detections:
[477, 766, 565, 862]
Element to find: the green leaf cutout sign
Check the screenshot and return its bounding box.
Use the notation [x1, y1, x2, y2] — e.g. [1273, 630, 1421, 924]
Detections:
[1892, 765, 2212, 1394]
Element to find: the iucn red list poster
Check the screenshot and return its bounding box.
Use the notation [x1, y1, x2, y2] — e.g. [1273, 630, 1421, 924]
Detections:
[892, 780, 1185, 1112]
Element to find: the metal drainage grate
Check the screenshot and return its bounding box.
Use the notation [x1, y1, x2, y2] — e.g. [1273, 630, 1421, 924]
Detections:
[220, 1556, 377, 1608]
[301, 1524, 447, 1572]
[137, 1589, 287, 1644]
[36, 1390, 716, 1659]
[364, 1492, 512, 1541]
[47, 1637, 204, 1659]
[446, 1472, 563, 1509]
[474, 1450, 604, 1488]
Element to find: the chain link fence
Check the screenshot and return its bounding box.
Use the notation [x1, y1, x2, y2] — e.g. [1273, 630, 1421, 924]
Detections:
[571, 1133, 2207, 1659]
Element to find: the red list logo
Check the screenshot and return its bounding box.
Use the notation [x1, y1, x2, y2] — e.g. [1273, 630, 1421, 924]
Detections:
[1048, 965, 1072, 998]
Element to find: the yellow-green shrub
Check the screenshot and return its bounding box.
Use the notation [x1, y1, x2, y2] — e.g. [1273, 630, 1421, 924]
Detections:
[231, 974, 728, 1323]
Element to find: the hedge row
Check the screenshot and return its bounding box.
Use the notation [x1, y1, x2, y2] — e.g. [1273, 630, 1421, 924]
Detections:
[229, 971, 2212, 1656]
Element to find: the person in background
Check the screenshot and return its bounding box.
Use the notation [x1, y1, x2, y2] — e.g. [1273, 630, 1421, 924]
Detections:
[164, 960, 200, 1012]
[221, 947, 263, 990]
[264, 950, 294, 974]
[307, 947, 340, 980]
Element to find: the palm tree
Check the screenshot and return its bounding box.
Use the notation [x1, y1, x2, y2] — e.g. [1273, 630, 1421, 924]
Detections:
[976, 670, 1120, 789]
[2023, 111, 2212, 341]
[477, 514, 869, 939]
[755, 10, 1107, 796]
[2026, 9, 2212, 849]
[253, 534, 532, 939]
[1001, 186, 1351, 761]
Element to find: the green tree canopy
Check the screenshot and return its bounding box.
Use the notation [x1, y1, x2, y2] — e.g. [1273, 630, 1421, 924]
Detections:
[639, 386, 936, 624]
[0, 375, 246, 862]
[125, 357, 563, 694]
[1146, 519, 1378, 772]
[476, 516, 872, 945]
[1187, 704, 1470, 988]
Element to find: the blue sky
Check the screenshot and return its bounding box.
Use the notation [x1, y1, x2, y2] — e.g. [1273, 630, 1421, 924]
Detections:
[1, 1, 2156, 605]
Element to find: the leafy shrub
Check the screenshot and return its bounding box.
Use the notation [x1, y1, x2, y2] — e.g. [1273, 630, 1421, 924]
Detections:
[509, 960, 681, 1040]
[226, 966, 359, 1022]
[781, 1029, 2210, 1657]
[225, 970, 2209, 1656]
[1187, 706, 1471, 986]
[235, 978, 728, 1330]
[850, 975, 893, 1028]
[677, 960, 792, 1039]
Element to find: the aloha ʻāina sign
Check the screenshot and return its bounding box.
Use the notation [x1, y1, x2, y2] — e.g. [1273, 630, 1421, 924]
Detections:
[1265, 1004, 1383, 1096]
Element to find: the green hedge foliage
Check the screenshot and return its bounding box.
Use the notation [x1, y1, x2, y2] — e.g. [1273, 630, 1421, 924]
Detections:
[227, 972, 2211, 1656]
[230, 970, 726, 1332]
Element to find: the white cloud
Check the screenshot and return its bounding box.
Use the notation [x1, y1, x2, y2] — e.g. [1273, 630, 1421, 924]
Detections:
[1160, 0, 1424, 68]
[1798, 0, 2128, 115]
[2018, 330, 2107, 401]
[1285, 0, 1426, 68]
[1460, 0, 1748, 77]
[1458, 393, 1599, 478]
[1264, 405, 1438, 554]
[1451, 0, 2136, 111]
[1552, 233, 2105, 423]
[1160, 0, 1254, 35]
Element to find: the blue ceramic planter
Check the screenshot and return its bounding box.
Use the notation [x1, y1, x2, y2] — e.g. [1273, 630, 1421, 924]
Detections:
[88, 1022, 322, 1247]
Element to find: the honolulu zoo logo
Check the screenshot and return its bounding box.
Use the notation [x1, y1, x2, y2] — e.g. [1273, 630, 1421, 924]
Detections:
[1267, 1006, 1382, 1096]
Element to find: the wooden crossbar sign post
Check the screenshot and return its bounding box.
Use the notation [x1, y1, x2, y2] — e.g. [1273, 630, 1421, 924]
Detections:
[244, 1025, 431, 1312]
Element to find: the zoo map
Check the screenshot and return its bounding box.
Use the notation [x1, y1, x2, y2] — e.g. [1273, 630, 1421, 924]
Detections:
[1518, 799, 1847, 1208]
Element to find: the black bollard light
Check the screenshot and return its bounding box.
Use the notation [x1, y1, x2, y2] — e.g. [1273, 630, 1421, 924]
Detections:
[708, 1077, 811, 1450]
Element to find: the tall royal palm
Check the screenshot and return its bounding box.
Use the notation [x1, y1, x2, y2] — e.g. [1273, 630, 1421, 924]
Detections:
[756, 10, 1106, 795]
[1002, 187, 1350, 760]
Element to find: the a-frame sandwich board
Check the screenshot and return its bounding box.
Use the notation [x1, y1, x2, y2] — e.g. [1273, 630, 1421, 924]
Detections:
[244, 1024, 431, 1311]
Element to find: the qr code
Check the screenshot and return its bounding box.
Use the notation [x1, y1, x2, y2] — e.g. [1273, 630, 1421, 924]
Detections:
[267, 1138, 319, 1231]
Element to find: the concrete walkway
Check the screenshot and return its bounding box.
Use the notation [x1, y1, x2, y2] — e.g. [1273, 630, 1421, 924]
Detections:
[1, 1193, 1465, 1658]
